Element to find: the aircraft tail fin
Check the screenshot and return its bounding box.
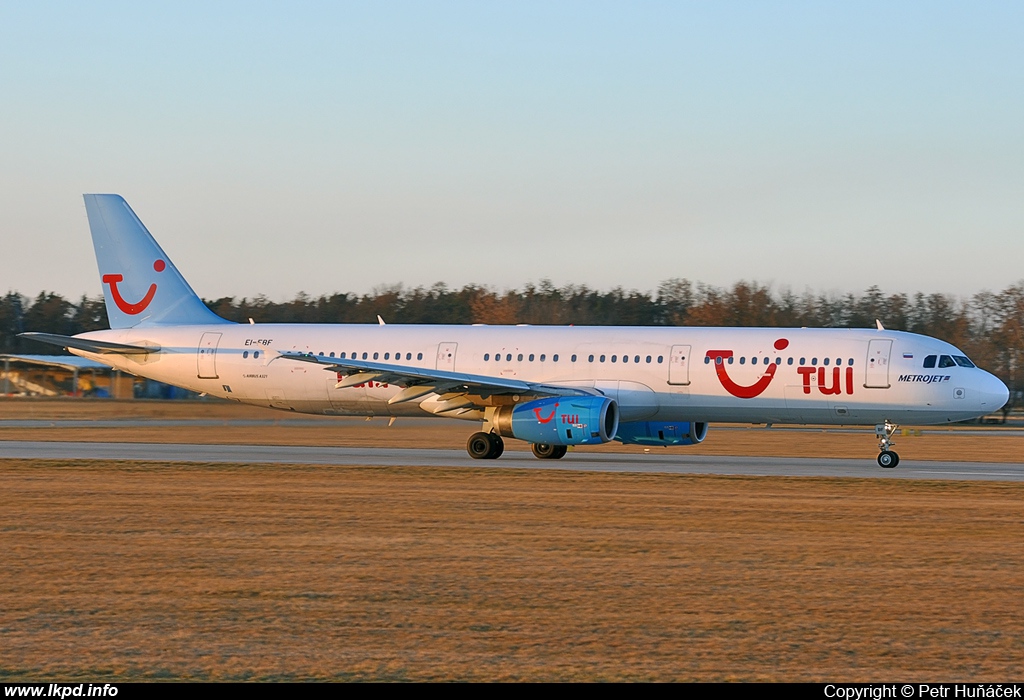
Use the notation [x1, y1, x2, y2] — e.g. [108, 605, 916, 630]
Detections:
[84, 194, 229, 329]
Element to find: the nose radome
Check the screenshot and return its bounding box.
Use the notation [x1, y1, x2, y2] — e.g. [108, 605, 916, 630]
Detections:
[979, 372, 1010, 410]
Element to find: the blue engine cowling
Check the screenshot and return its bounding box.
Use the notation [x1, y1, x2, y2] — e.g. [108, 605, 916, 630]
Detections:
[494, 396, 619, 446]
[615, 420, 708, 446]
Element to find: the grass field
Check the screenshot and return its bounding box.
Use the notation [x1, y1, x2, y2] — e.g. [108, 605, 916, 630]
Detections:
[2, 460, 1023, 681]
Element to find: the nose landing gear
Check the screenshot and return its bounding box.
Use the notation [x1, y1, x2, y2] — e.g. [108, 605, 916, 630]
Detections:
[875, 421, 900, 468]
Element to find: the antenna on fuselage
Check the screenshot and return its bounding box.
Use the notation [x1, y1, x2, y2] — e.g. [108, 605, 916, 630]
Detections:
[377, 315, 386, 326]
[875, 319, 885, 331]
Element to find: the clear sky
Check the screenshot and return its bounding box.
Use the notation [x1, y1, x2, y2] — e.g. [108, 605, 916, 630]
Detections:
[1, 1, 1021, 302]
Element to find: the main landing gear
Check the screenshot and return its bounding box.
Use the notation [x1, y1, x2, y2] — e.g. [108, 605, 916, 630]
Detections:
[465, 433, 569, 461]
[467, 431, 504, 460]
[875, 421, 900, 468]
[531, 443, 567, 460]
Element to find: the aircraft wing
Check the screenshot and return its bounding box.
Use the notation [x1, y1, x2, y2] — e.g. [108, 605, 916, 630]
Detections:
[18, 332, 158, 355]
[276, 351, 598, 403]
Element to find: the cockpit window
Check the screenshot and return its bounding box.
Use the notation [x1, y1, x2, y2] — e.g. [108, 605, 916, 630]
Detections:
[953, 355, 976, 368]
[938, 355, 956, 368]
[923, 355, 936, 368]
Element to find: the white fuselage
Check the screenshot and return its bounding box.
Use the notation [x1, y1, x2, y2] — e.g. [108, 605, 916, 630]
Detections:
[74, 323, 1008, 426]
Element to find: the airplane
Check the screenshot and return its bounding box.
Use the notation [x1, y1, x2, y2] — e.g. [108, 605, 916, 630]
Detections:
[22, 194, 1010, 468]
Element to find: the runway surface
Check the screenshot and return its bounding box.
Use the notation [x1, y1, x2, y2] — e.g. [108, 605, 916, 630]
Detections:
[3, 418, 1023, 437]
[2, 440, 1022, 481]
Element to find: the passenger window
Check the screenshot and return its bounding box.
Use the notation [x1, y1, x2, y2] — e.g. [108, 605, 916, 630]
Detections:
[588, 355, 594, 362]
[657, 356, 663, 363]
[529, 354, 535, 362]
[329, 351, 335, 357]
[763, 357, 769, 365]
[939, 355, 956, 368]
[848, 358, 853, 365]
[484, 353, 490, 361]
[923, 355, 937, 368]
[739, 357, 745, 365]
[506, 354, 512, 361]
[775, 358, 781, 365]
[727, 357, 733, 364]
[646, 356, 651, 363]
[340, 352, 346, 359]
[373, 352, 379, 360]
[622, 355, 628, 363]
[540, 354, 546, 362]
[254, 351, 259, 359]
[787, 357, 793, 365]
[553, 354, 559, 362]
[823, 358, 829, 365]
[362, 352, 368, 360]
[384, 353, 390, 360]
[600, 355, 606, 362]
[799, 358, 805, 365]
[517, 354, 523, 361]
[406, 353, 412, 360]
[417, 352, 423, 360]
[634, 355, 640, 363]
[811, 358, 817, 365]
[243, 351, 249, 359]
[704, 357, 710, 364]
[611, 355, 617, 363]
[715, 357, 722, 365]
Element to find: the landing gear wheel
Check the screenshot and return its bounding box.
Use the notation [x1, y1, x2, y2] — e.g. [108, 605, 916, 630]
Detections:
[875, 421, 900, 469]
[877, 451, 900, 469]
[467, 432, 503, 460]
[531, 443, 568, 460]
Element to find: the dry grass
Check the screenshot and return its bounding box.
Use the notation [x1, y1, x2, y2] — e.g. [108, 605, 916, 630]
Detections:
[2, 460, 1023, 681]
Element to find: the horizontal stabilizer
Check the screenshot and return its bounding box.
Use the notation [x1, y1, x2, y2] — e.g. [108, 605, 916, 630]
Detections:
[18, 332, 158, 355]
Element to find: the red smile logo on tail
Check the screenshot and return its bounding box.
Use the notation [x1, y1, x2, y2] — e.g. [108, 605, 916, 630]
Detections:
[103, 259, 165, 315]
[706, 338, 789, 399]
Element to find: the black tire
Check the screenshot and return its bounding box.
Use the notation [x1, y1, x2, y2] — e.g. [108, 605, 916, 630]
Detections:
[531, 443, 556, 459]
[877, 451, 898, 468]
[468, 432, 496, 460]
[491, 434, 505, 458]
[531, 443, 568, 460]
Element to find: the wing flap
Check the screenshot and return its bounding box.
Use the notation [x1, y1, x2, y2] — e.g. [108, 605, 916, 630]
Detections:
[278, 351, 595, 399]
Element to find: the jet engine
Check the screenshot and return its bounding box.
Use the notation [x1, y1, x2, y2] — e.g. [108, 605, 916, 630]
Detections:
[493, 395, 619, 446]
[615, 420, 708, 446]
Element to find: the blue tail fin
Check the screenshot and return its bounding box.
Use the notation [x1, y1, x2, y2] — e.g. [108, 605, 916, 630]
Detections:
[84, 194, 229, 329]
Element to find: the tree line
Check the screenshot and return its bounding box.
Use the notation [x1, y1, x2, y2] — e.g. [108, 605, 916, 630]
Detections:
[3, 279, 1023, 399]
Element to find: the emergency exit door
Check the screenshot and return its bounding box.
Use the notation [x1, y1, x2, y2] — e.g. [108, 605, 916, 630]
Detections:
[668, 345, 691, 385]
[197, 332, 222, 379]
[865, 339, 892, 389]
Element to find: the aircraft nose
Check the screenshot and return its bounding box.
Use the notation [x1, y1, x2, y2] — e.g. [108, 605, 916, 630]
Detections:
[977, 372, 1010, 412]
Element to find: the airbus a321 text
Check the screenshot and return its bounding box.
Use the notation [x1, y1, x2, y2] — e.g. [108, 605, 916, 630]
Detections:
[23, 195, 1009, 468]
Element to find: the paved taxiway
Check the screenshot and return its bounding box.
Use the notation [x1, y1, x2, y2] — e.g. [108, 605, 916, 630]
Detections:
[2, 440, 1022, 481]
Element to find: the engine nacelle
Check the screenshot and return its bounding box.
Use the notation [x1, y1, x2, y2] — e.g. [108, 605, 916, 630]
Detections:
[494, 396, 619, 446]
[615, 420, 708, 446]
